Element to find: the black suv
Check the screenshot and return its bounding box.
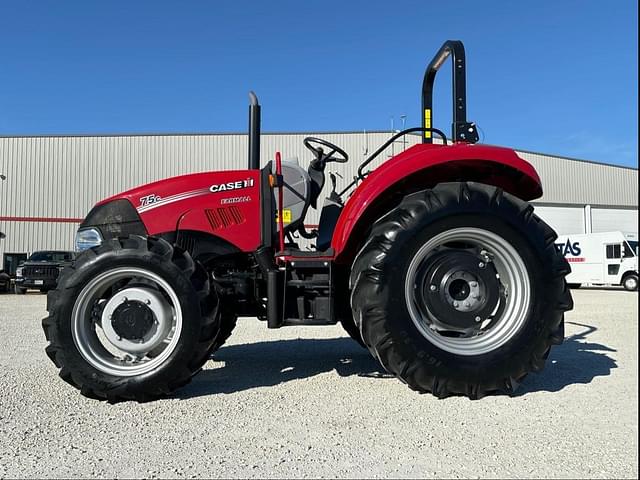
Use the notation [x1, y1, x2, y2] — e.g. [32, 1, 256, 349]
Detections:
[0, 270, 10, 293]
[15, 251, 76, 294]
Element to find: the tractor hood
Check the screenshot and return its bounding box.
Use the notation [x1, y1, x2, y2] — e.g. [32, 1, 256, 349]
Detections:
[84, 169, 263, 252]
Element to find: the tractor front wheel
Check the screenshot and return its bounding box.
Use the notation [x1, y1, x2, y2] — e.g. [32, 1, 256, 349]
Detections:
[42, 235, 221, 402]
[350, 182, 572, 399]
[209, 310, 238, 354]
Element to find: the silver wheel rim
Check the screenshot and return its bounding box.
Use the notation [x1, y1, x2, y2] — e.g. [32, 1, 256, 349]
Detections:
[71, 267, 183, 376]
[405, 227, 531, 356]
[625, 277, 637, 290]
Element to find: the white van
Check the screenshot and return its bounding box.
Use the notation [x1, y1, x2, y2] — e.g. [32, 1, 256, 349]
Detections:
[555, 231, 638, 291]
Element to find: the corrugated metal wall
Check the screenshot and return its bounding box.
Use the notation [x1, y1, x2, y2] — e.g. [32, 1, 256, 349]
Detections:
[1, 132, 637, 262]
[516, 151, 638, 206]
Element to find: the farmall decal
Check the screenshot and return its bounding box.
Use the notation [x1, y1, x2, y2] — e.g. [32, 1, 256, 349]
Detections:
[209, 178, 254, 193]
[221, 196, 251, 205]
[555, 239, 585, 263]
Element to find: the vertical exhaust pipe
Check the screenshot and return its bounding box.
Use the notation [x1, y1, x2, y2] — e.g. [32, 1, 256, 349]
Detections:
[248, 91, 261, 170]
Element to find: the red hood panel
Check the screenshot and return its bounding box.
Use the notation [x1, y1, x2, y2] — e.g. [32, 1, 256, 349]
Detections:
[100, 170, 262, 251]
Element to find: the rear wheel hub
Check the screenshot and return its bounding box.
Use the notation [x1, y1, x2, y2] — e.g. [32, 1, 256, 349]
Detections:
[405, 227, 531, 356]
[418, 251, 501, 330]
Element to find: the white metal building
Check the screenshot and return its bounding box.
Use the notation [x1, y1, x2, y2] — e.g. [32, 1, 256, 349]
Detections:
[0, 131, 637, 268]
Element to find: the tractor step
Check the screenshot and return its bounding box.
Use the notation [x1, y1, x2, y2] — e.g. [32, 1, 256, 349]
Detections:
[266, 258, 336, 329]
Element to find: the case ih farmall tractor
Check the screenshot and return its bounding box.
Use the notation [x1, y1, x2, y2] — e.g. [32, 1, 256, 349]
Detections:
[43, 41, 572, 402]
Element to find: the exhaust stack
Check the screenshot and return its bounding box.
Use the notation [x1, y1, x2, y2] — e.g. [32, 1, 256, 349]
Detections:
[248, 91, 261, 170]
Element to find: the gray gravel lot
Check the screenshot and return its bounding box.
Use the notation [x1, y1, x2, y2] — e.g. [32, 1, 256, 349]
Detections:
[0, 289, 637, 479]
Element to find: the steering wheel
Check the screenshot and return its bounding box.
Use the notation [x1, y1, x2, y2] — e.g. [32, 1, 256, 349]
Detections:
[303, 137, 349, 165]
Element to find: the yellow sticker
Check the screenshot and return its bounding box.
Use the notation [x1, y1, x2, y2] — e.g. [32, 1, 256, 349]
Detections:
[424, 109, 432, 138]
[276, 209, 292, 224]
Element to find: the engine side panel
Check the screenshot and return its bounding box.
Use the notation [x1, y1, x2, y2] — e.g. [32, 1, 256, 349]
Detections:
[332, 143, 543, 261]
[99, 170, 262, 252]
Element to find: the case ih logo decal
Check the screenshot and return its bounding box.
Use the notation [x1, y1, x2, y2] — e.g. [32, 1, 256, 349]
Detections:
[555, 239, 585, 262]
[209, 178, 254, 193]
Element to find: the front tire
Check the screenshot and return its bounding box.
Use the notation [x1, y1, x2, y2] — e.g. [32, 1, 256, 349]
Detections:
[42, 236, 221, 402]
[351, 182, 572, 399]
[622, 274, 638, 292]
[209, 310, 238, 353]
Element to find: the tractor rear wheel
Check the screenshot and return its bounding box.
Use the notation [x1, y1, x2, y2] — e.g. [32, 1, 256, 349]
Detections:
[42, 235, 221, 402]
[350, 182, 572, 399]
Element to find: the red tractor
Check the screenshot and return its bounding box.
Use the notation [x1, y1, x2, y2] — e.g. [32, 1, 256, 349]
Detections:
[43, 41, 572, 402]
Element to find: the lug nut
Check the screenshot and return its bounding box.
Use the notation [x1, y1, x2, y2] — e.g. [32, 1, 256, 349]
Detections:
[430, 285, 437, 292]
[122, 297, 128, 302]
[464, 302, 470, 307]
[475, 316, 481, 322]
[453, 301, 459, 308]
[478, 262, 485, 268]
[470, 281, 478, 287]
[146, 299, 151, 305]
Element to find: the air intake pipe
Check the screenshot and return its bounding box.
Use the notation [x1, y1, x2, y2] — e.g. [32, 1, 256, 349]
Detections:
[248, 91, 261, 170]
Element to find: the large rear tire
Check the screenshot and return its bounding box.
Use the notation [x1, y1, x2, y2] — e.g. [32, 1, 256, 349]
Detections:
[42, 235, 221, 402]
[350, 182, 572, 399]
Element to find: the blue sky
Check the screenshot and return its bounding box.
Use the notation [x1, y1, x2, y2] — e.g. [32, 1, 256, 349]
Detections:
[0, 1, 637, 167]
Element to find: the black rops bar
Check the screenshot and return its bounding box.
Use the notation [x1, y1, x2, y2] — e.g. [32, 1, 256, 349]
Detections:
[422, 40, 479, 144]
[248, 91, 261, 169]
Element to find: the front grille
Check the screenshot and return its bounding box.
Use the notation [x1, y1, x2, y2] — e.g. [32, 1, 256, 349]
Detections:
[22, 266, 59, 279]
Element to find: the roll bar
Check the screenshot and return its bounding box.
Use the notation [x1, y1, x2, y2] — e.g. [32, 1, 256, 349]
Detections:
[422, 40, 479, 144]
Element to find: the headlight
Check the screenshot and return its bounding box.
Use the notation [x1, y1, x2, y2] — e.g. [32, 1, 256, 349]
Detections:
[75, 227, 103, 251]
[16, 267, 23, 278]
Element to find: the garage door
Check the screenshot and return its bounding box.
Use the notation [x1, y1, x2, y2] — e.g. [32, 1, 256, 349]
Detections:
[533, 206, 585, 235]
[591, 208, 638, 233]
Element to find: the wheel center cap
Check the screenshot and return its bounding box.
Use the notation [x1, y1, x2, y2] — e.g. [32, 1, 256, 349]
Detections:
[111, 301, 155, 341]
[448, 278, 470, 301]
[100, 286, 174, 354]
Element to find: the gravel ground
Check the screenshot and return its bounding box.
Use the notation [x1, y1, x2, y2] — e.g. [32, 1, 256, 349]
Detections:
[0, 288, 637, 479]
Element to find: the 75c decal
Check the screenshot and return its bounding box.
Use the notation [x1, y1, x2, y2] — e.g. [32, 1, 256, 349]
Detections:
[139, 194, 161, 207]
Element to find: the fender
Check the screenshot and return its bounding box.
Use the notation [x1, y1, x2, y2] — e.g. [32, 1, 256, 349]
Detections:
[332, 143, 542, 262]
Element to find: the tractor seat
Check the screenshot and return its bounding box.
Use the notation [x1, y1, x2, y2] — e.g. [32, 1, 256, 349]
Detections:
[315, 196, 343, 252]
